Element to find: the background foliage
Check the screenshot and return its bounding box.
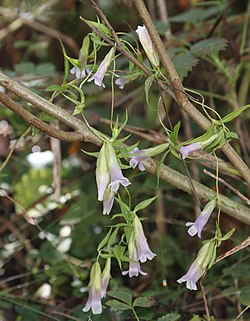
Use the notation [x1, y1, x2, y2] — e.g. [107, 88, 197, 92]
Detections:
[0, 0, 250, 320]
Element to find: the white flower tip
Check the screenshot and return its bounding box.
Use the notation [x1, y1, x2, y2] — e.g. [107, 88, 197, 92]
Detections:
[187, 225, 198, 237]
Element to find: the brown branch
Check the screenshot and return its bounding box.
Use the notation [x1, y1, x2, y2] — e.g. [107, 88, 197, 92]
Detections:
[204, 169, 250, 206]
[0, 93, 85, 142]
[214, 236, 250, 264]
[1, 72, 250, 224]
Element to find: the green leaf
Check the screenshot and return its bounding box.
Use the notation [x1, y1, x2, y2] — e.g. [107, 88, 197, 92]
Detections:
[58, 38, 70, 85]
[108, 290, 132, 306]
[134, 196, 157, 213]
[107, 226, 119, 248]
[172, 51, 199, 80]
[144, 74, 155, 109]
[40, 242, 64, 265]
[191, 38, 228, 58]
[157, 312, 181, 321]
[169, 121, 181, 145]
[97, 227, 113, 251]
[169, 6, 219, 24]
[86, 20, 111, 37]
[112, 245, 126, 269]
[222, 104, 250, 123]
[44, 85, 63, 92]
[133, 296, 154, 308]
[240, 285, 250, 306]
[105, 299, 131, 310]
[219, 228, 235, 241]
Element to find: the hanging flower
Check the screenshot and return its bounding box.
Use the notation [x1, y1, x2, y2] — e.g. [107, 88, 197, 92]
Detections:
[88, 47, 115, 88]
[136, 25, 159, 68]
[115, 77, 129, 89]
[133, 215, 156, 262]
[101, 257, 111, 298]
[83, 262, 102, 314]
[96, 142, 131, 214]
[177, 240, 216, 290]
[186, 199, 216, 238]
[122, 234, 147, 277]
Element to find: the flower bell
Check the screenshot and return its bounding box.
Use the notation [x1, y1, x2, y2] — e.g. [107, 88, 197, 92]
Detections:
[133, 215, 156, 262]
[136, 25, 159, 68]
[122, 233, 147, 277]
[96, 142, 131, 214]
[88, 47, 115, 87]
[177, 240, 216, 290]
[83, 262, 102, 314]
[186, 199, 216, 238]
[101, 257, 111, 298]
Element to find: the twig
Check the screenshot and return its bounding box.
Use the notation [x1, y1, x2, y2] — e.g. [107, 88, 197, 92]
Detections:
[0, 93, 85, 142]
[50, 121, 61, 202]
[204, 169, 250, 205]
[157, 0, 172, 40]
[214, 236, 250, 264]
[200, 273, 211, 321]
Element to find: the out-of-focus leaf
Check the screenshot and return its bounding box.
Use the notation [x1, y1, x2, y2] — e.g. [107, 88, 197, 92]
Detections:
[106, 299, 131, 310]
[40, 242, 64, 264]
[169, 6, 219, 24]
[157, 312, 180, 321]
[191, 38, 228, 57]
[133, 296, 154, 308]
[172, 51, 199, 80]
[108, 290, 132, 305]
[240, 286, 250, 306]
[222, 104, 250, 123]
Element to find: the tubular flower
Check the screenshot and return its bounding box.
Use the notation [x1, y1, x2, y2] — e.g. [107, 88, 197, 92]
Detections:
[122, 234, 147, 277]
[136, 25, 159, 68]
[180, 142, 202, 159]
[83, 262, 102, 314]
[96, 142, 131, 214]
[129, 147, 146, 171]
[133, 215, 156, 263]
[88, 47, 115, 87]
[101, 257, 111, 298]
[130, 144, 169, 171]
[115, 77, 129, 89]
[186, 199, 216, 238]
[177, 240, 216, 290]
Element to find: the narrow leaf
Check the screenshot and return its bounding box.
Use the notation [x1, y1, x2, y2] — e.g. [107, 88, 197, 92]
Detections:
[134, 196, 157, 213]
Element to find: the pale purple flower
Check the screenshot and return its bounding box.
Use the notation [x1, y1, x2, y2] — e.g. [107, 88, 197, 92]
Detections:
[133, 215, 156, 262]
[177, 259, 203, 290]
[186, 199, 216, 238]
[107, 142, 131, 193]
[129, 147, 146, 171]
[102, 188, 115, 215]
[101, 257, 111, 298]
[83, 262, 102, 314]
[115, 77, 130, 89]
[180, 142, 202, 159]
[88, 47, 115, 88]
[177, 240, 216, 291]
[70, 66, 86, 79]
[136, 25, 159, 68]
[96, 142, 131, 215]
[122, 235, 147, 278]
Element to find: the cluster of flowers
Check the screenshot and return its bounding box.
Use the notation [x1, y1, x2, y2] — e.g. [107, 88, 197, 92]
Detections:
[70, 25, 159, 89]
[73, 22, 219, 314]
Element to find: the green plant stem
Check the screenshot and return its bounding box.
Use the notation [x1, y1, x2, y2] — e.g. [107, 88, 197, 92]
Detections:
[132, 308, 140, 321]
